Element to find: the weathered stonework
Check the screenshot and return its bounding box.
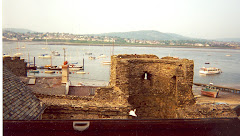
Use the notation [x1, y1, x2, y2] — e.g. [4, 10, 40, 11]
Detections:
[3, 56, 27, 76]
[34, 54, 236, 119]
[109, 54, 195, 118]
[38, 91, 132, 119]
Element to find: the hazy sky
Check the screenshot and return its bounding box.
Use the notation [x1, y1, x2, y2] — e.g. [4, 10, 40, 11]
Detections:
[2, 0, 240, 39]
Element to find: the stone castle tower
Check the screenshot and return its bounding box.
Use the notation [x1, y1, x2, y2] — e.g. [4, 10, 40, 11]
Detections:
[109, 54, 195, 118]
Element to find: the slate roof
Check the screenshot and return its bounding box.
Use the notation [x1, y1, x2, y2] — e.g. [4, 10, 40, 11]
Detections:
[3, 65, 46, 120]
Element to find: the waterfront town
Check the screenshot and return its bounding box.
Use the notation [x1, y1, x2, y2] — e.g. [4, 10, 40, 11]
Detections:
[2, 30, 240, 48]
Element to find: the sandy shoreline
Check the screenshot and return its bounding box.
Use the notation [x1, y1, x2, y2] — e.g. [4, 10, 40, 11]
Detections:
[192, 85, 240, 106]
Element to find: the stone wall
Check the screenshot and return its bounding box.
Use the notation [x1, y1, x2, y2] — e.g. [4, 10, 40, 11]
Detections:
[42, 105, 130, 119]
[38, 87, 132, 119]
[110, 54, 195, 119]
[93, 86, 131, 107]
[3, 56, 27, 76]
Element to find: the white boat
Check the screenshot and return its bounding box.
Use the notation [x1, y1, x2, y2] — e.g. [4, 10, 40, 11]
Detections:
[3, 54, 10, 57]
[199, 67, 222, 75]
[102, 61, 111, 65]
[38, 54, 51, 59]
[70, 62, 78, 64]
[69, 64, 83, 71]
[85, 52, 92, 55]
[89, 56, 96, 60]
[76, 71, 86, 74]
[52, 51, 60, 56]
[45, 70, 55, 74]
[97, 54, 106, 58]
[14, 53, 23, 57]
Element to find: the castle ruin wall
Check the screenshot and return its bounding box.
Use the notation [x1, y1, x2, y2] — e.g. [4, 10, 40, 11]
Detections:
[110, 54, 195, 118]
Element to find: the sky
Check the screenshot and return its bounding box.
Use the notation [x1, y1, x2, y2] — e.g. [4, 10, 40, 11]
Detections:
[2, 0, 240, 39]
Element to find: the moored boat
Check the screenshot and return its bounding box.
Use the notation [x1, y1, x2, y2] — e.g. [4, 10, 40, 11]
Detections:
[97, 54, 106, 58]
[52, 51, 60, 56]
[85, 52, 92, 55]
[27, 63, 37, 70]
[14, 53, 23, 57]
[37, 66, 45, 69]
[45, 71, 55, 74]
[89, 56, 96, 60]
[3, 54, 10, 57]
[44, 65, 58, 69]
[102, 61, 111, 65]
[69, 64, 83, 71]
[199, 67, 222, 75]
[48, 66, 62, 70]
[39, 54, 51, 59]
[201, 83, 219, 98]
[76, 71, 86, 74]
[29, 70, 39, 73]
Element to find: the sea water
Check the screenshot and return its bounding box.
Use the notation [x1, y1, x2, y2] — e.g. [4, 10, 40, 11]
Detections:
[2, 42, 240, 89]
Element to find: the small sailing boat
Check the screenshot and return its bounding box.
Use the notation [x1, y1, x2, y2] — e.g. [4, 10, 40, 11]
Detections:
[21, 44, 26, 49]
[42, 39, 48, 50]
[14, 41, 23, 57]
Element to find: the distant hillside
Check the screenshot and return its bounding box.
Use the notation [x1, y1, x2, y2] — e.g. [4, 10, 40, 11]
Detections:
[216, 38, 240, 42]
[3, 28, 36, 33]
[96, 30, 193, 41]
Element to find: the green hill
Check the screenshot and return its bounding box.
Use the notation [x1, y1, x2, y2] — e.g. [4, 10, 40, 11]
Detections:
[96, 30, 192, 41]
[3, 28, 36, 33]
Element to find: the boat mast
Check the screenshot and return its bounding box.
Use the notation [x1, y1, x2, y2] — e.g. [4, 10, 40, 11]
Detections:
[83, 55, 84, 70]
[63, 48, 66, 62]
[51, 54, 52, 66]
[112, 38, 114, 56]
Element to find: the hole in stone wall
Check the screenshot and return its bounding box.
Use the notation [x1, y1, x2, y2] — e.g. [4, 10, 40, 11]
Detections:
[142, 72, 152, 80]
[172, 76, 176, 81]
[144, 73, 148, 80]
